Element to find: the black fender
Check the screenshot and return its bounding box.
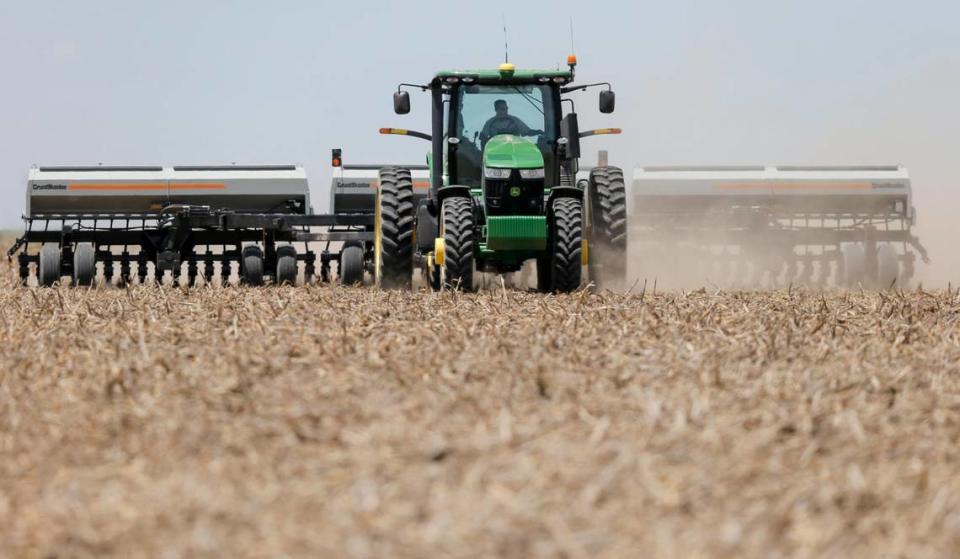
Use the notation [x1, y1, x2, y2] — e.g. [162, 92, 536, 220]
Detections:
[437, 185, 472, 203]
[547, 186, 583, 207]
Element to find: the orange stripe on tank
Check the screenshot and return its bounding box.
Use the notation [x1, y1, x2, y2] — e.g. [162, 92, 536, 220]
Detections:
[68, 183, 226, 191]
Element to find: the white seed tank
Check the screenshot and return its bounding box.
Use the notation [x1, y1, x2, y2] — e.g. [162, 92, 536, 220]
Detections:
[26, 165, 310, 216]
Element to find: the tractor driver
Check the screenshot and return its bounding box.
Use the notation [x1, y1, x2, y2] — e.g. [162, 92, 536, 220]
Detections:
[479, 99, 543, 144]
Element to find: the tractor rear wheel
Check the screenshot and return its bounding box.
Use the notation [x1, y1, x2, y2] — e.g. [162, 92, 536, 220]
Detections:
[440, 197, 475, 291]
[241, 245, 265, 286]
[38, 244, 61, 287]
[588, 166, 628, 286]
[339, 242, 365, 286]
[377, 167, 414, 288]
[73, 243, 96, 287]
[541, 197, 583, 293]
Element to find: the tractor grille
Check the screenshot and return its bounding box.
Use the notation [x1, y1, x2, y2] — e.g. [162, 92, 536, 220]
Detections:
[484, 171, 544, 216]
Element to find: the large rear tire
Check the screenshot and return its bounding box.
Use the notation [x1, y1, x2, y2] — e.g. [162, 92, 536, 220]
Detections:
[440, 197, 475, 291]
[545, 197, 583, 293]
[73, 243, 96, 287]
[587, 166, 628, 286]
[38, 244, 61, 287]
[377, 167, 414, 288]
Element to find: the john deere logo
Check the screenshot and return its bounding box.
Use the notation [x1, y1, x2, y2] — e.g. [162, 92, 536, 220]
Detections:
[509, 186, 521, 197]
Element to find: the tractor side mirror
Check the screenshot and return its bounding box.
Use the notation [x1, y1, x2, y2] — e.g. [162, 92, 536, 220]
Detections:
[599, 90, 616, 114]
[393, 91, 410, 114]
[560, 113, 581, 160]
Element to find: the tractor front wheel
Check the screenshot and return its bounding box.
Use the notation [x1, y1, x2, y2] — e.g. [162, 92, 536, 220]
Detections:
[539, 197, 583, 293]
[440, 197, 475, 291]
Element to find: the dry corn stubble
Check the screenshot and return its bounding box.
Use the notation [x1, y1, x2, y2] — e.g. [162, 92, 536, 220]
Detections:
[1, 257, 960, 558]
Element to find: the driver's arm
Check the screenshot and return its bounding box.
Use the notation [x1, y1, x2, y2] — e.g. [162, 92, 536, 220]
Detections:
[513, 117, 542, 136]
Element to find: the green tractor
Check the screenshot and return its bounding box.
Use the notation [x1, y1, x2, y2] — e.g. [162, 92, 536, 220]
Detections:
[375, 56, 627, 292]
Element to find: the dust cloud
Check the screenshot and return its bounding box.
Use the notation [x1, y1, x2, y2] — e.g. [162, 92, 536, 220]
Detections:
[606, 57, 960, 289]
[622, 233, 909, 292]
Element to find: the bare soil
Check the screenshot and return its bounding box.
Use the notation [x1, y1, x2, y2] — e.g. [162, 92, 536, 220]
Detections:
[1, 267, 959, 557]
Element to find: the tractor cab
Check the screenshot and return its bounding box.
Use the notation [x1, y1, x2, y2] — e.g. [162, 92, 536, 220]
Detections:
[443, 75, 560, 190]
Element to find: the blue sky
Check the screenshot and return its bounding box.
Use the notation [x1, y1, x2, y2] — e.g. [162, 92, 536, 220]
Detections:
[1, 0, 958, 278]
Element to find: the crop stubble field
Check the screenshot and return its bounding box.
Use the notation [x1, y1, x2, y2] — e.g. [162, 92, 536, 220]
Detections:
[1, 260, 960, 557]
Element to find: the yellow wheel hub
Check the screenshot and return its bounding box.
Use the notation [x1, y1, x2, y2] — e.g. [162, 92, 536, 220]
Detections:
[434, 237, 445, 266]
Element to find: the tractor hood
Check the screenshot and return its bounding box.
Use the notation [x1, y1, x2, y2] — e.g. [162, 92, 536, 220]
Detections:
[483, 135, 544, 169]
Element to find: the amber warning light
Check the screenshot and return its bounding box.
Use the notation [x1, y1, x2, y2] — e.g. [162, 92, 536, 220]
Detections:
[331, 148, 342, 168]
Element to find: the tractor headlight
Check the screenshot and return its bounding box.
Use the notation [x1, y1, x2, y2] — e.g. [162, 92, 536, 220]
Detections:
[519, 168, 545, 179]
[484, 167, 511, 180]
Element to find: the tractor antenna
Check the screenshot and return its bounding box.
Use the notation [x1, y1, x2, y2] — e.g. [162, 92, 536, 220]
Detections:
[502, 15, 509, 63]
[569, 17, 575, 56]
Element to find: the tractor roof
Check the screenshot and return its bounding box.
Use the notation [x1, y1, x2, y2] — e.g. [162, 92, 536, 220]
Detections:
[432, 67, 573, 86]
